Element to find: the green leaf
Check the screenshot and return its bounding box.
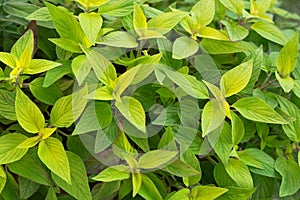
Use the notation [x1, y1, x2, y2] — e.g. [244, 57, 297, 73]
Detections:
[16, 87, 45, 133]
[73, 101, 113, 135]
[251, 21, 288, 45]
[86, 50, 117, 85]
[221, 20, 249, 42]
[38, 137, 71, 184]
[115, 96, 146, 132]
[51, 152, 92, 200]
[198, 27, 229, 41]
[138, 174, 163, 200]
[213, 122, 233, 165]
[201, 39, 255, 55]
[190, 185, 228, 200]
[133, 3, 147, 37]
[172, 37, 199, 59]
[191, 0, 215, 27]
[275, 157, 300, 197]
[45, 187, 57, 200]
[92, 164, 130, 182]
[132, 172, 142, 197]
[0, 89, 16, 120]
[79, 12, 103, 45]
[43, 60, 72, 87]
[181, 150, 202, 186]
[238, 148, 279, 178]
[26, 7, 51, 21]
[0, 52, 17, 69]
[97, 31, 138, 48]
[50, 86, 88, 127]
[11, 30, 34, 69]
[159, 66, 209, 99]
[138, 150, 178, 169]
[218, 0, 245, 15]
[232, 97, 289, 124]
[148, 11, 188, 34]
[19, 177, 40, 199]
[202, 100, 226, 136]
[276, 95, 300, 142]
[225, 158, 253, 188]
[215, 186, 255, 200]
[276, 33, 299, 77]
[49, 38, 82, 53]
[220, 59, 253, 97]
[24, 59, 62, 75]
[1, 172, 20, 200]
[164, 159, 200, 177]
[7, 148, 53, 186]
[45, 2, 89, 47]
[0, 166, 6, 194]
[0, 133, 28, 164]
[230, 111, 244, 145]
[29, 77, 63, 105]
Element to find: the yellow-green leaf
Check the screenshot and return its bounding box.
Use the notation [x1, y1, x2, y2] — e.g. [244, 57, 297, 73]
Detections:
[147, 11, 188, 34]
[0, 133, 28, 164]
[24, 59, 62, 75]
[133, 3, 147, 37]
[232, 97, 289, 124]
[275, 72, 295, 93]
[85, 85, 114, 101]
[218, 0, 245, 15]
[92, 164, 130, 182]
[138, 150, 178, 169]
[132, 172, 142, 197]
[11, 30, 34, 69]
[115, 96, 146, 132]
[198, 27, 229, 41]
[276, 33, 299, 77]
[0, 52, 17, 69]
[50, 86, 88, 127]
[76, 0, 108, 9]
[17, 136, 40, 149]
[220, 59, 253, 97]
[191, 0, 215, 27]
[202, 100, 226, 137]
[79, 12, 103, 45]
[190, 185, 228, 199]
[38, 137, 71, 184]
[16, 87, 45, 133]
[172, 37, 199, 59]
[251, 21, 288, 45]
[113, 66, 140, 101]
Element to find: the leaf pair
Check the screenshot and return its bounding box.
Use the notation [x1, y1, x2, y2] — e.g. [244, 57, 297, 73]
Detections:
[133, 3, 188, 39]
[0, 31, 61, 79]
[15, 86, 88, 184]
[46, 2, 103, 52]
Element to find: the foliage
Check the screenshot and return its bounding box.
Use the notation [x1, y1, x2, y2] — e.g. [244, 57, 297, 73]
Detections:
[0, 0, 300, 199]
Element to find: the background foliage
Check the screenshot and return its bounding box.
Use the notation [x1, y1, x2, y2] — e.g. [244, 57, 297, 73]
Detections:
[0, 0, 300, 199]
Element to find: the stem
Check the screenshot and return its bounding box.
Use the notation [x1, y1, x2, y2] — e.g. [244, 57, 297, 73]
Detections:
[206, 155, 218, 166]
[260, 73, 272, 90]
[57, 129, 70, 138]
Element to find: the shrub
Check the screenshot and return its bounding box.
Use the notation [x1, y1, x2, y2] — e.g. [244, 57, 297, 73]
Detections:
[0, 0, 300, 199]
